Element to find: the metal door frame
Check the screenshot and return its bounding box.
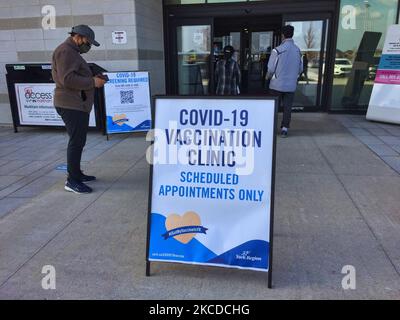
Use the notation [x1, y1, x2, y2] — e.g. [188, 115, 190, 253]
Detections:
[163, 0, 337, 108]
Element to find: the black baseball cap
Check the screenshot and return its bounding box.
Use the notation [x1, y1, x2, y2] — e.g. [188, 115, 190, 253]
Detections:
[69, 25, 100, 47]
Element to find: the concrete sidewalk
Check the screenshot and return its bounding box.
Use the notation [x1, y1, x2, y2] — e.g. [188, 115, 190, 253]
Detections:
[0, 113, 399, 299]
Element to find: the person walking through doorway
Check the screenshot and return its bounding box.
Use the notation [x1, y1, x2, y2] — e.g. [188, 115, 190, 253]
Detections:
[267, 25, 303, 138]
[215, 45, 241, 95]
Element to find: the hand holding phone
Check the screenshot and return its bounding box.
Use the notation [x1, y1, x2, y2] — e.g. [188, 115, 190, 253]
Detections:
[95, 74, 109, 82]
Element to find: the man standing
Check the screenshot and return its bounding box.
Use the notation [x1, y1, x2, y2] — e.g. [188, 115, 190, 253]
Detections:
[215, 45, 241, 95]
[52, 25, 106, 194]
[267, 25, 303, 138]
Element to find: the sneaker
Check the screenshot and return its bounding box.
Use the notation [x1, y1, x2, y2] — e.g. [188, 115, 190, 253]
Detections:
[80, 174, 96, 182]
[281, 130, 288, 138]
[64, 180, 92, 194]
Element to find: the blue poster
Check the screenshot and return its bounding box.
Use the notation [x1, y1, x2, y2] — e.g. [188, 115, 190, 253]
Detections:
[104, 71, 151, 134]
[148, 98, 276, 272]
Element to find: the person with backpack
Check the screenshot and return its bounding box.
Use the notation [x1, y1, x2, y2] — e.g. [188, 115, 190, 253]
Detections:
[267, 25, 303, 138]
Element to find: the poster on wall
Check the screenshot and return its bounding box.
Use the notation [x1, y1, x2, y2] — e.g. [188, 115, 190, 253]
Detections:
[367, 25, 400, 124]
[14, 83, 96, 127]
[146, 97, 277, 281]
[103, 71, 151, 134]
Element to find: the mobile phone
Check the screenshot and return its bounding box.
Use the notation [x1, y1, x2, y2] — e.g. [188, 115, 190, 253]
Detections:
[96, 74, 109, 82]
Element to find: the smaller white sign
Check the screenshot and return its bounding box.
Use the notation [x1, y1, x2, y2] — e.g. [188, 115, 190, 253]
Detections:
[112, 31, 127, 45]
[193, 32, 204, 45]
[103, 71, 151, 134]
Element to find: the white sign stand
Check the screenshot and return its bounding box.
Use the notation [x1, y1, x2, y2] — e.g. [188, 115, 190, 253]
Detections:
[367, 25, 400, 125]
[103, 71, 152, 138]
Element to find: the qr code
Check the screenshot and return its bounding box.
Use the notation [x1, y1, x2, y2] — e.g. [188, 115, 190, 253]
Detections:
[120, 90, 134, 104]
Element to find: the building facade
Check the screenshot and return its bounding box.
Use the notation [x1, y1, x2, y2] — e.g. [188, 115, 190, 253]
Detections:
[0, 0, 399, 124]
[0, 0, 165, 124]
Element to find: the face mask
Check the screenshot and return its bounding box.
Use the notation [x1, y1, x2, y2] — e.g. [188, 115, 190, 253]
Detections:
[78, 42, 91, 54]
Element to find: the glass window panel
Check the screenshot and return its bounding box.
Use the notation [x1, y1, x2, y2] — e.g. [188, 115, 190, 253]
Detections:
[332, 0, 399, 110]
[251, 32, 273, 55]
[286, 20, 325, 106]
[177, 25, 211, 95]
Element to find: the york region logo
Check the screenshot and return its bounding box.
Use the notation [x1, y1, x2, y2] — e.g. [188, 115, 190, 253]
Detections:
[163, 211, 208, 244]
[236, 251, 262, 262]
[112, 114, 129, 126]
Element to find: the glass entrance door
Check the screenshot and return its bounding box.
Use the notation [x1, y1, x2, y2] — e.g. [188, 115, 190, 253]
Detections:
[171, 20, 213, 95]
[284, 18, 328, 109]
[213, 16, 281, 96]
[167, 15, 330, 106]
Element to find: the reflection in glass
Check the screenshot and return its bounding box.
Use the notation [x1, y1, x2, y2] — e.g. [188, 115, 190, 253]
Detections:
[249, 32, 273, 94]
[332, 0, 398, 110]
[177, 25, 211, 95]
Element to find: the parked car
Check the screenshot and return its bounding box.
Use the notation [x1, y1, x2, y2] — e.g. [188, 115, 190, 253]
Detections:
[334, 58, 352, 77]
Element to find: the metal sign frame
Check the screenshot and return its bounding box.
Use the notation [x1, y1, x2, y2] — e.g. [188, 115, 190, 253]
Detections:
[145, 95, 278, 288]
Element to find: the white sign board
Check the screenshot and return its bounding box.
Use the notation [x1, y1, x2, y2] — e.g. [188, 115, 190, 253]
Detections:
[112, 31, 127, 44]
[367, 25, 400, 124]
[15, 83, 96, 127]
[103, 71, 151, 134]
[147, 97, 277, 273]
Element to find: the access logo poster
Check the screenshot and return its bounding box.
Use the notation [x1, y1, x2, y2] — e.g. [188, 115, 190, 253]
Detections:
[14, 83, 96, 127]
[148, 98, 276, 272]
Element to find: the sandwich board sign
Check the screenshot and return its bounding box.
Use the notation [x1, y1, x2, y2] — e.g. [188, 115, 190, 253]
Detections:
[367, 25, 400, 125]
[103, 71, 151, 135]
[146, 97, 277, 287]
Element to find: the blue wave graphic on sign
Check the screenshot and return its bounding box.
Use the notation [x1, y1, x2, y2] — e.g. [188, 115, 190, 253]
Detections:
[149, 213, 269, 270]
[106, 116, 151, 133]
[208, 240, 269, 270]
[133, 120, 151, 130]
